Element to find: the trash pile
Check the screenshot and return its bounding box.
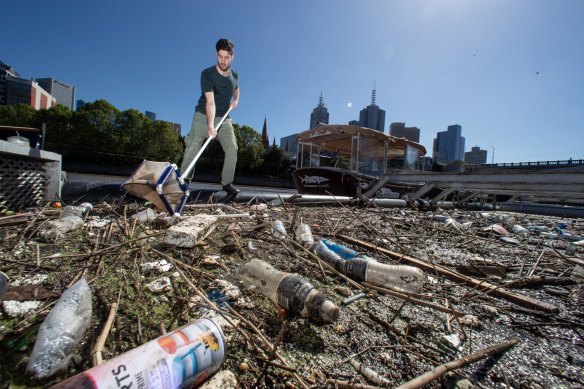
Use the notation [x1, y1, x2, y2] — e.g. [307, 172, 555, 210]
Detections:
[0, 199, 583, 388]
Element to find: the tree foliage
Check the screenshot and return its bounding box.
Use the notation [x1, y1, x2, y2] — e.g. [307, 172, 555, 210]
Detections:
[0, 100, 184, 164]
[0, 100, 291, 178]
[234, 123, 264, 172]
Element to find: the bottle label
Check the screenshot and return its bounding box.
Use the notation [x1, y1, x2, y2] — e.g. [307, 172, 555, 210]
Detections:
[345, 259, 368, 282]
[276, 275, 314, 315]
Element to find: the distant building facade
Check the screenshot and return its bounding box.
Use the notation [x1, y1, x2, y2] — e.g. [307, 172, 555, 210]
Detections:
[172, 123, 182, 137]
[145, 111, 157, 121]
[309, 93, 329, 129]
[5, 77, 55, 110]
[433, 124, 465, 164]
[36, 78, 75, 110]
[358, 87, 385, 132]
[389, 122, 420, 143]
[464, 146, 487, 165]
[76, 99, 86, 110]
[280, 133, 299, 158]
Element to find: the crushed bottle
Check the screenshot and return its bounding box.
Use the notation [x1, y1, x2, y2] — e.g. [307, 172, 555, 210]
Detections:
[242, 259, 339, 322]
[313, 240, 346, 273]
[39, 203, 92, 241]
[295, 223, 315, 248]
[27, 278, 93, 379]
[48, 318, 225, 389]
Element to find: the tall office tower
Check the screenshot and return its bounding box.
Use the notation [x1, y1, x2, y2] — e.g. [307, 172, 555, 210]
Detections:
[389, 122, 420, 142]
[76, 99, 86, 110]
[145, 111, 157, 121]
[309, 92, 329, 129]
[433, 124, 466, 164]
[464, 146, 487, 165]
[261, 117, 269, 148]
[36, 78, 76, 110]
[358, 85, 385, 132]
[1, 60, 21, 105]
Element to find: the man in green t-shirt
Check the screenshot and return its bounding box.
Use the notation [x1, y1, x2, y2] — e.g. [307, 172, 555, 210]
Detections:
[181, 38, 240, 194]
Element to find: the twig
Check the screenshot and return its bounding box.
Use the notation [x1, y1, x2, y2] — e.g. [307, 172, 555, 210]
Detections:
[92, 292, 121, 366]
[395, 338, 520, 389]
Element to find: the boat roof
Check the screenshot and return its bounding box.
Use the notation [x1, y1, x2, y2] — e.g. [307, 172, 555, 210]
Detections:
[296, 124, 426, 157]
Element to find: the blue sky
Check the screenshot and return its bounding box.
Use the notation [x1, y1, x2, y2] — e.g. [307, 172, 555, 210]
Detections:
[3, 0, 583, 163]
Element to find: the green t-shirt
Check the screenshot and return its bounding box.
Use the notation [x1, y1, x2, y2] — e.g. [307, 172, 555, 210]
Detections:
[195, 65, 238, 117]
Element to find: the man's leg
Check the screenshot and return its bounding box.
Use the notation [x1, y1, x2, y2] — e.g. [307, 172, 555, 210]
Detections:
[180, 112, 208, 179]
[216, 118, 238, 188]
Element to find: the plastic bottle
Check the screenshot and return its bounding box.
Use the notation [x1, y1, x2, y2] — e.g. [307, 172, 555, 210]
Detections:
[0, 271, 8, 303]
[27, 278, 92, 379]
[242, 259, 339, 322]
[295, 223, 314, 248]
[313, 241, 423, 293]
[60, 203, 93, 219]
[39, 203, 92, 241]
[345, 259, 424, 294]
[321, 239, 357, 259]
[271, 220, 287, 240]
[48, 318, 225, 389]
[313, 240, 346, 272]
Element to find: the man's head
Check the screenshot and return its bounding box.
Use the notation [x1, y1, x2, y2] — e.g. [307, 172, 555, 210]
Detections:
[216, 38, 234, 72]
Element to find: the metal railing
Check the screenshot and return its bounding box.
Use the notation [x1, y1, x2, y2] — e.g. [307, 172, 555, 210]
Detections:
[481, 159, 584, 168]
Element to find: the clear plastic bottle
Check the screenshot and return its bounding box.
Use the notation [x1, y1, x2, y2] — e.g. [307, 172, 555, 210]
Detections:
[242, 259, 339, 322]
[271, 220, 287, 240]
[345, 259, 424, 294]
[295, 223, 314, 248]
[313, 240, 346, 273]
[0, 271, 8, 303]
[60, 203, 93, 219]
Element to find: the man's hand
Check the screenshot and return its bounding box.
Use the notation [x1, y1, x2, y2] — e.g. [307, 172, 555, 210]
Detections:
[208, 124, 217, 138]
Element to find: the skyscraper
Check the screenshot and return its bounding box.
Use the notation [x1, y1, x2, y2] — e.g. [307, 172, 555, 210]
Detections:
[309, 93, 329, 129]
[389, 122, 420, 143]
[145, 111, 157, 121]
[358, 85, 385, 132]
[36, 78, 76, 110]
[433, 124, 466, 164]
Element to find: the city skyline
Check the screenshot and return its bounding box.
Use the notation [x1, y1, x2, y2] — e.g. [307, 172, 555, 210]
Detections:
[2, 0, 583, 163]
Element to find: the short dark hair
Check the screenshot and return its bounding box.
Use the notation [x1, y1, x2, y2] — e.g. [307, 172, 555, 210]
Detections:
[216, 38, 234, 55]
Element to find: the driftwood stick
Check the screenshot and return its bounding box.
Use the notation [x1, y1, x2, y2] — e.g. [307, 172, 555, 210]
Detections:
[338, 235, 559, 313]
[395, 338, 520, 389]
[505, 276, 577, 289]
[325, 379, 381, 389]
[92, 293, 120, 366]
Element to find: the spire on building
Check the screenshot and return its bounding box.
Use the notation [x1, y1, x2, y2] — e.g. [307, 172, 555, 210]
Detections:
[261, 117, 269, 148]
[310, 93, 329, 128]
[272, 136, 276, 147]
[371, 81, 377, 106]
